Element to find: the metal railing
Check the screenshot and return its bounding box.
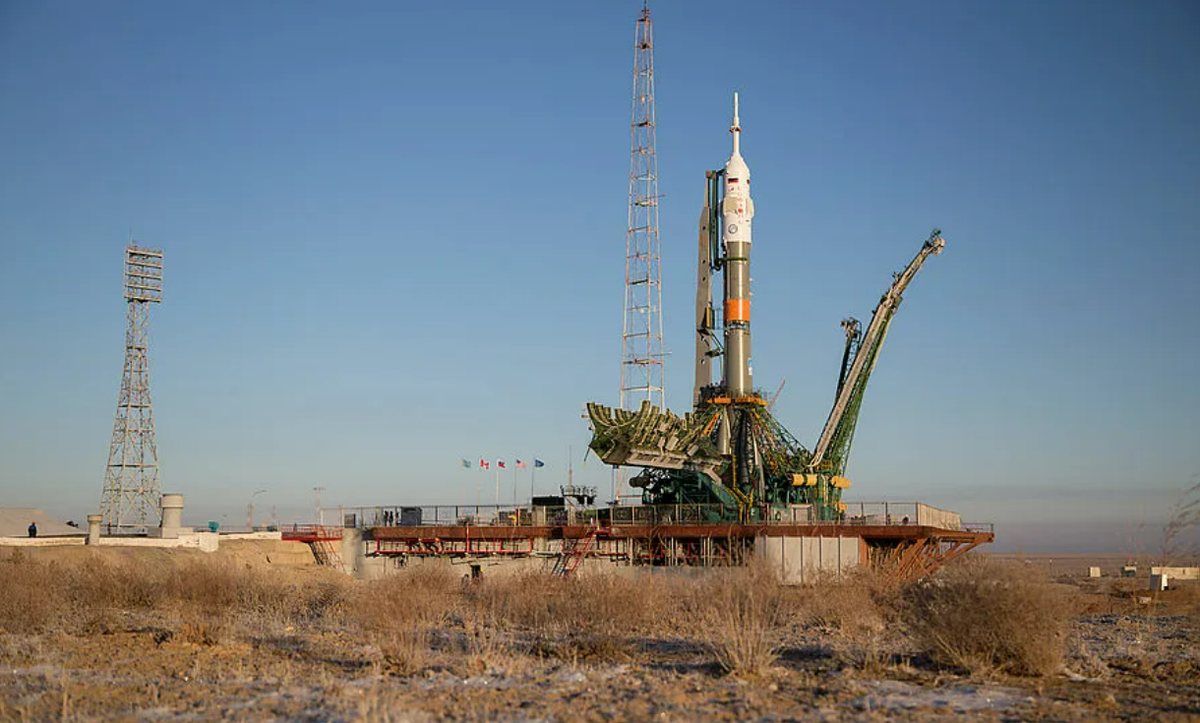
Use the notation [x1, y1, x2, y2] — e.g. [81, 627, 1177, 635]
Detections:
[329, 501, 986, 533]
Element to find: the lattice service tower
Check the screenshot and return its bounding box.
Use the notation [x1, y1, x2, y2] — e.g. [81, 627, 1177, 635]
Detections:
[620, 2, 665, 411]
[100, 244, 164, 532]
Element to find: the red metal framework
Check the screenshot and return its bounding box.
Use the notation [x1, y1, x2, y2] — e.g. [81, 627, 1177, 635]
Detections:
[364, 521, 992, 581]
[875, 535, 988, 582]
[281, 525, 343, 543]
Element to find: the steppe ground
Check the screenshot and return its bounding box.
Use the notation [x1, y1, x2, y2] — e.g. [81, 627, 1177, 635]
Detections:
[1, 542, 1197, 723]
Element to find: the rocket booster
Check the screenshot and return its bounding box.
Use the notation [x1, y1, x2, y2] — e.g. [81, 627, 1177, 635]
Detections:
[722, 93, 755, 397]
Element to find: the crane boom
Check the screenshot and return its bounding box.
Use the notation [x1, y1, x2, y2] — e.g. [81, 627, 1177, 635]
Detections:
[807, 230, 946, 473]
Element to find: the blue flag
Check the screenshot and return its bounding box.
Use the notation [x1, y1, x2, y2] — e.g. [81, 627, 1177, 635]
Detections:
[534, 459, 545, 468]
[461, 459, 471, 469]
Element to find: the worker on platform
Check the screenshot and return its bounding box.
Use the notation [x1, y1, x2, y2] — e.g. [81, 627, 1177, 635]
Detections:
[27, 521, 37, 538]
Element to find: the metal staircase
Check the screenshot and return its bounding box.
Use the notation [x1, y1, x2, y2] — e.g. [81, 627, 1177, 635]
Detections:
[552, 528, 604, 577]
[310, 538, 344, 572]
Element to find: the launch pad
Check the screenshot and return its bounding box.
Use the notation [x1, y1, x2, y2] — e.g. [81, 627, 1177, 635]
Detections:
[295, 95, 993, 584]
[323, 501, 992, 583]
[313, 96, 994, 583]
[577, 95, 992, 574]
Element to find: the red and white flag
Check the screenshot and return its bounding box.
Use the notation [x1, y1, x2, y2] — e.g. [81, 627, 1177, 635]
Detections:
[480, 458, 489, 470]
[516, 459, 526, 469]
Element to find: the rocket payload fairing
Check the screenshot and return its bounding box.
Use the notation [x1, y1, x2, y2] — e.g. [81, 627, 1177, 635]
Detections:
[722, 93, 755, 398]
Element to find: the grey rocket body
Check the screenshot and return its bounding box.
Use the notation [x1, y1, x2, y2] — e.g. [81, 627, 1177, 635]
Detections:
[722, 93, 755, 398]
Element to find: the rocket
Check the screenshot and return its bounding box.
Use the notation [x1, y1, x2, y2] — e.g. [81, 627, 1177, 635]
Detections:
[722, 93, 755, 398]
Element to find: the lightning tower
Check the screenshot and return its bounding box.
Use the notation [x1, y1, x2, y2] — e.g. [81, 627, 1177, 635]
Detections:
[620, 2, 664, 411]
[100, 243, 164, 532]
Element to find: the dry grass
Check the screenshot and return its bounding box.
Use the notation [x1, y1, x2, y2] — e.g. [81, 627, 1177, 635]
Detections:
[0, 549, 351, 637]
[903, 557, 1074, 676]
[795, 569, 896, 638]
[1, 547, 1107, 684]
[699, 563, 787, 677]
[461, 569, 659, 664]
[352, 565, 457, 675]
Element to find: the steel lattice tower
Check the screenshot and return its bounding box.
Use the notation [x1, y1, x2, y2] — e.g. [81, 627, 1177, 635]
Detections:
[100, 244, 164, 532]
[620, 2, 664, 411]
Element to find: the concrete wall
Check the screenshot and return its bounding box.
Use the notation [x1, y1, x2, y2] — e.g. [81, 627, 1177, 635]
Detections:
[1151, 566, 1200, 581]
[352, 550, 552, 581]
[1, 530, 219, 552]
[915, 504, 962, 531]
[756, 535, 861, 584]
[0, 536, 86, 548]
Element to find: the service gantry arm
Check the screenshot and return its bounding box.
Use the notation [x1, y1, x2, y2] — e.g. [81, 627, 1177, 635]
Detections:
[807, 230, 946, 475]
[692, 170, 725, 410]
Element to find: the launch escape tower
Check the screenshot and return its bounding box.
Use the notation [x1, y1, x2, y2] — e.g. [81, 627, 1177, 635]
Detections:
[620, 3, 664, 412]
[588, 97, 946, 522]
[100, 244, 164, 532]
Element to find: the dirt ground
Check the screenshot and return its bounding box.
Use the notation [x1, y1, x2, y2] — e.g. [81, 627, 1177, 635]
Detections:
[1, 545, 1198, 723]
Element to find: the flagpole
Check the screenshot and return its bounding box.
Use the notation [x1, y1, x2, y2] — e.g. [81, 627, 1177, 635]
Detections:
[495, 467, 500, 507]
[512, 464, 517, 506]
[530, 460, 535, 502]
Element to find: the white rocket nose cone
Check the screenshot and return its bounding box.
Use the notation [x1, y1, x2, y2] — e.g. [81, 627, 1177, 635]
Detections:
[725, 92, 750, 184]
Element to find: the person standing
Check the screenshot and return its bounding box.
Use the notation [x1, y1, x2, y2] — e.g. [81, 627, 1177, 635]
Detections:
[27, 521, 37, 538]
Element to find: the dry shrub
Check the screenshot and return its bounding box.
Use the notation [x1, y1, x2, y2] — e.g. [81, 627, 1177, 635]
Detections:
[462, 570, 661, 664]
[467, 570, 555, 631]
[459, 604, 508, 673]
[354, 564, 456, 675]
[70, 557, 161, 611]
[459, 570, 546, 670]
[0, 551, 178, 633]
[172, 558, 350, 633]
[355, 564, 455, 629]
[541, 576, 630, 663]
[700, 562, 786, 677]
[1165, 583, 1200, 616]
[790, 570, 904, 673]
[0, 550, 60, 633]
[904, 557, 1073, 676]
[178, 616, 230, 646]
[796, 569, 895, 639]
[0, 551, 350, 638]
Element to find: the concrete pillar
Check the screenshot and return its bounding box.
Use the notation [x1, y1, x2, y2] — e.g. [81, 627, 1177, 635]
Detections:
[341, 527, 363, 577]
[160, 493, 185, 538]
[161, 494, 184, 527]
[87, 514, 102, 545]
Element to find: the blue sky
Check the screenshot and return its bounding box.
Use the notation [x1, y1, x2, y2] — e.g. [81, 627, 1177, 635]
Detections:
[1, 1, 1197, 552]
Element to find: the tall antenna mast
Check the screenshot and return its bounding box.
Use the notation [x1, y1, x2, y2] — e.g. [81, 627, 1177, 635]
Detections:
[100, 243, 164, 532]
[620, 1, 664, 412]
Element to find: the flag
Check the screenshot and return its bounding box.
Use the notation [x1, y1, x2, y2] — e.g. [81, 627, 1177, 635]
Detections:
[497, 459, 506, 469]
[516, 459, 526, 469]
[461, 459, 471, 469]
[534, 459, 545, 468]
[480, 458, 489, 470]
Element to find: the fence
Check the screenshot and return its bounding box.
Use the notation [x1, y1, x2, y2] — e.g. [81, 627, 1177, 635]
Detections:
[330, 502, 984, 533]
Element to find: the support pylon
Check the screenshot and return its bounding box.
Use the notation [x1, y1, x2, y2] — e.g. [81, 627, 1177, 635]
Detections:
[620, 2, 664, 413]
[99, 244, 164, 532]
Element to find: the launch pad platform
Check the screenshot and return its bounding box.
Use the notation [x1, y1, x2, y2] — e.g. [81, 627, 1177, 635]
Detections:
[328, 502, 993, 582]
